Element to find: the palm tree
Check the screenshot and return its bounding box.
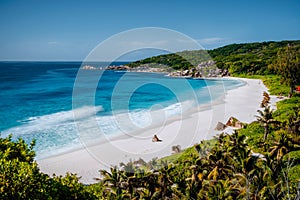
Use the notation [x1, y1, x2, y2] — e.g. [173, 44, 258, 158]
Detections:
[154, 164, 175, 199]
[255, 106, 279, 141]
[269, 130, 300, 161]
[98, 167, 128, 199]
[146, 157, 159, 170]
[287, 106, 300, 137]
[119, 160, 136, 177]
[199, 179, 240, 199]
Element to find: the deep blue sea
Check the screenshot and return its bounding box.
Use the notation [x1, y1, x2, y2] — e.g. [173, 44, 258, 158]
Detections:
[0, 62, 245, 159]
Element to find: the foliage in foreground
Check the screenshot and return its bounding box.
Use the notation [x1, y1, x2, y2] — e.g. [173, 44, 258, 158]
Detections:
[95, 133, 300, 199]
[0, 135, 96, 200]
[2, 95, 300, 199]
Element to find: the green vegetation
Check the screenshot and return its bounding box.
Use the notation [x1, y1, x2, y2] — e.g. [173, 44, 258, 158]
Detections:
[261, 75, 291, 96]
[1, 40, 300, 199]
[269, 44, 300, 96]
[128, 51, 211, 70]
[209, 41, 300, 75]
[255, 106, 278, 141]
[160, 139, 216, 164]
[274, 97, 300, 123]
[129, 40, 300, 75]
[0, 135, 96, 200]
[2, 94, 300, 199]
[234, 74, 290, 96]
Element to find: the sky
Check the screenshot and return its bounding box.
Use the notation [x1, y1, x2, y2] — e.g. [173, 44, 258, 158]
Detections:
[0, 0, 299, 61]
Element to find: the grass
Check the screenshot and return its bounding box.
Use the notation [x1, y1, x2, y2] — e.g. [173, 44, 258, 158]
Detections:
[261, 75, 290, 96]
[274, 96, 300, 122]
[159, 148, 192, 163]
[160, 139, 216, 164]
[234, 74, 290, 96]
[238, 122, 265, 153]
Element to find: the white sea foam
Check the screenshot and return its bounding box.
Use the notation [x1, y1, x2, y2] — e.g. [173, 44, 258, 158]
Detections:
[3, 79, 244, 159]
[5, 76, 245, 158]
[18, 106, 103, 126]
[3, 106, 103, 159]
[3, 101, 196, 159]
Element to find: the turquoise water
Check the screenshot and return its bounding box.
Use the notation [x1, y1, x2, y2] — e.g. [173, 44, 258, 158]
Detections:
[0, 62, 244, 158]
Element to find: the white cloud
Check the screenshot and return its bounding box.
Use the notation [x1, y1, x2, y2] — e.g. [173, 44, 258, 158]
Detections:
[47, 41, 58, 45]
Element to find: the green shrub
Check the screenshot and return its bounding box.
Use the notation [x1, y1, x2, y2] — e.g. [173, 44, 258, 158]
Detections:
[0, 134, 97, 200]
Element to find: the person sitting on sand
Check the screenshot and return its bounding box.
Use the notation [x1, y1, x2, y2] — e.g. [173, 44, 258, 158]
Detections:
[152, 134, 162, 142]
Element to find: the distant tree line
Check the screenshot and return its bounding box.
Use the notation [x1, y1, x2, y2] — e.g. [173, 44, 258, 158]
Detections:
[129, 40, 300, 93]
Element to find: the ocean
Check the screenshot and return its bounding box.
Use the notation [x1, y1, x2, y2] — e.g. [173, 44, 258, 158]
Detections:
[0, 62, 245, 159]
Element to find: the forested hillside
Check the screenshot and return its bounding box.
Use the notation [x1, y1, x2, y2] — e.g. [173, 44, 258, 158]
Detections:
[129, 40, 300, 75]
[209, 40, 300, 75]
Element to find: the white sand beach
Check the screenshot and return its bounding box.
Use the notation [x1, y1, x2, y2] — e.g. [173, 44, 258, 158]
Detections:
[37, 78, 281, 184]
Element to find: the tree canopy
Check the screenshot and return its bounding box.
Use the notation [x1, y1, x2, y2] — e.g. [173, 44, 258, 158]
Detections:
[129, 40, 300, 76]
[269, 44, 300, 96]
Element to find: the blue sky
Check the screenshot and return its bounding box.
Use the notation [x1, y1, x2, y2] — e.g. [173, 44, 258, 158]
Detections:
[0, 0, 299, 61]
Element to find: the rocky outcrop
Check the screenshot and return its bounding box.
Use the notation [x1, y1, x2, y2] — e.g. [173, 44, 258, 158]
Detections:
[81, 64, 168, 73]
[133, 158, 147, 167]
[81, 65, 98, 70]
[225, 117, 244, 129]
[106, 65, 130, 70]
[215, 117, 244, 133]
[168, 61, 230, 78]
[152, 134, 162, 142]
[81, 61, 230, 78]
[128, 65, 168, 73]
[171, 145, 181, 154]
[214, 122, 227, 131]
[197, 60, 216, 68]
[221, 69, 230, 77]
[81, 65, 130, 71]
[168, 67, 229, 78]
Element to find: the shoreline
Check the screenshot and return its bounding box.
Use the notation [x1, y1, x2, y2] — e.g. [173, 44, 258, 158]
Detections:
[35, 76, 241, 160]
[37, 77, 281, 184]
